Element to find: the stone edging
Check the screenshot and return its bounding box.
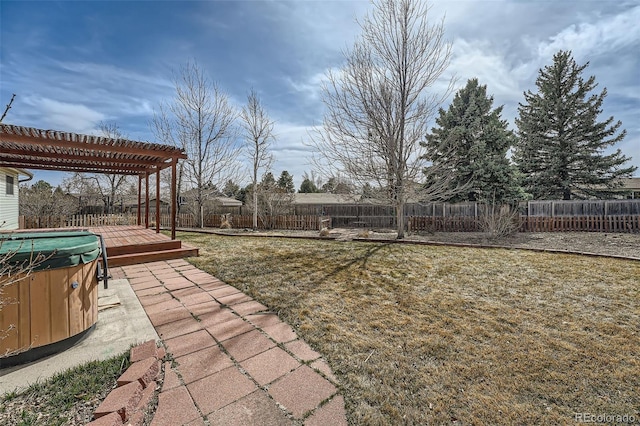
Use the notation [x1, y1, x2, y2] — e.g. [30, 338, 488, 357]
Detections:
[86, 340, 165, 426]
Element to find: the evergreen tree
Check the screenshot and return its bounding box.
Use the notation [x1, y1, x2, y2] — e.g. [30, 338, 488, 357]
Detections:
[299, 178, 319, 193]
[237, 185, 250, 203]
[424, 78, 522, 203]
[222, 179, 240, 199]
[277, 171, 295, 193]
[361, 182, 374, 199]
[321, 176, 354, 194]
[514, 50, 636, 200]
[261, 172, 276, 188]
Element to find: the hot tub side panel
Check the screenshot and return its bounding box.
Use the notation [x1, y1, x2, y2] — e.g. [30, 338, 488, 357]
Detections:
[0, 260, 98, 357]
[0, 274, 31, 356]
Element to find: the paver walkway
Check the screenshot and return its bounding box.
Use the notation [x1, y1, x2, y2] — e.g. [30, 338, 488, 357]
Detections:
[111, 259, 346, 426]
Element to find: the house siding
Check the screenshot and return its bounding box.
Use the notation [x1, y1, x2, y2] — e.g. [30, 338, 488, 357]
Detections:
[0, 167, 20, 230]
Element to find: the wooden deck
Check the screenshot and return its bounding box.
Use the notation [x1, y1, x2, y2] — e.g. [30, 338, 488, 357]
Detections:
[88, 226, 199, 267]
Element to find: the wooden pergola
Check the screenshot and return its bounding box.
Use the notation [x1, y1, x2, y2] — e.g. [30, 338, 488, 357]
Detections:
[0, 123, 187, 239]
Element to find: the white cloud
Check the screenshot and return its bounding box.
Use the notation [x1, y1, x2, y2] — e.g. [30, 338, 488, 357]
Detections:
[21, 96, 105, 134]
[271, 122, 318, 187]
[286, 72, 330, 102]
[273, 1, 368, 54]
[537, 5, 640, 61]
[447, 39, 534, 103]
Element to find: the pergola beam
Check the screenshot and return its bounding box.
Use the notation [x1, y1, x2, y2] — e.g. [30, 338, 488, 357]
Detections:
[0, 146, 167, 166]
[0, 159, 153, 174]
[0, 130, 186, 158]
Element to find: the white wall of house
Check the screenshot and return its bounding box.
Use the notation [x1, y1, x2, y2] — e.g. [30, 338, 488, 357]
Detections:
[0, 167, 20, 230]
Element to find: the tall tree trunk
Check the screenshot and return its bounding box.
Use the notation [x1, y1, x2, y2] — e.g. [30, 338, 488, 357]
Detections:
[252, 183, 258, 229]
[396, 199, 405, 239]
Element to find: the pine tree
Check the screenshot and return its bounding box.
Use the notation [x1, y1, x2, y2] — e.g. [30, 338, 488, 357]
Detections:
[277, 171, 295, 193]
[222, 179, 240, 199]
[321, 176, 354, 194]
[514, 50, 636, 200]
[260, 172, 276, 189]
[298, 178, 319, 193]
[424, 78, 522, 203]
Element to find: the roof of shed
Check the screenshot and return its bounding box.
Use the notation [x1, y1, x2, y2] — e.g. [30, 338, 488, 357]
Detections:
[0, 123, 186, 175]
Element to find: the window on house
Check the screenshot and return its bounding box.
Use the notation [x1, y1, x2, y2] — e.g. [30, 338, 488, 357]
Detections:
[6, 175, 14, 195]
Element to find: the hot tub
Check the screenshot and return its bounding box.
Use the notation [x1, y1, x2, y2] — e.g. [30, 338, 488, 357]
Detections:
[0, 230, 103, 366]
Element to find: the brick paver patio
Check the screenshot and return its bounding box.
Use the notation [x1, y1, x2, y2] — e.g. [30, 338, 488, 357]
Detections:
[112, 259, 346, 425]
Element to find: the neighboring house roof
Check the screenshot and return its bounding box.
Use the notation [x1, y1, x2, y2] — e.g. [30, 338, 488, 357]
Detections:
[619, 177, 640, 191]
[214, 196, 242, 207]
[181, 188, 243, 206]
[141, 198, 169, 205]
[293, 193, 362, 204]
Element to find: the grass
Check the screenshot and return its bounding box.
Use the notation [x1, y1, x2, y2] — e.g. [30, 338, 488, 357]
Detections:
[179, 231, 640, 425]
[0, 351, 130, 425]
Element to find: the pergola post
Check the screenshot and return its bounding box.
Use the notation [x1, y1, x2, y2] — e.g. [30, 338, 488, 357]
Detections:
[137, 174, 142, 226]
[155, 167, 161, 233]
[171, 158, 177, 240]
[145, 172, 150, 229]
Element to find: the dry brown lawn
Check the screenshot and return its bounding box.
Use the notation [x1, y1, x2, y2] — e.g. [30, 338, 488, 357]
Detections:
[179, 232, 639, 425]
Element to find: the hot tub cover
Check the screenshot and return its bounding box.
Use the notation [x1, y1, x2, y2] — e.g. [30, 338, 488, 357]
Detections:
[0, 230, 101, 271]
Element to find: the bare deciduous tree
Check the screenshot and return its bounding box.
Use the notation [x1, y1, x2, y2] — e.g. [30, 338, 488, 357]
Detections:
[65, 122, 131, 213]
[152, 61, 239, 227]
[250, 172, 294, 229]
[240, 89, 274, 229]
[0, 93, 16, 123]
[20, 180, 78, 217]
[311, 0, 456, 238]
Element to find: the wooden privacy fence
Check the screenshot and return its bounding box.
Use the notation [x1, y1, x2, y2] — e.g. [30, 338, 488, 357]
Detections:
[156, 214, 329, 231]
[521, 215, 640, 232]
[20, 214, 138, 229]
[526, 199, 640, 216]
[19, 201, 640, 233]
[407, 215, 640, 233]
[205, 214, 328, 230]
[408, 217, 482, 232]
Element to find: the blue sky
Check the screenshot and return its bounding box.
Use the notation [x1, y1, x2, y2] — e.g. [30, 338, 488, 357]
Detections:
[1, 0, 639, 189]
